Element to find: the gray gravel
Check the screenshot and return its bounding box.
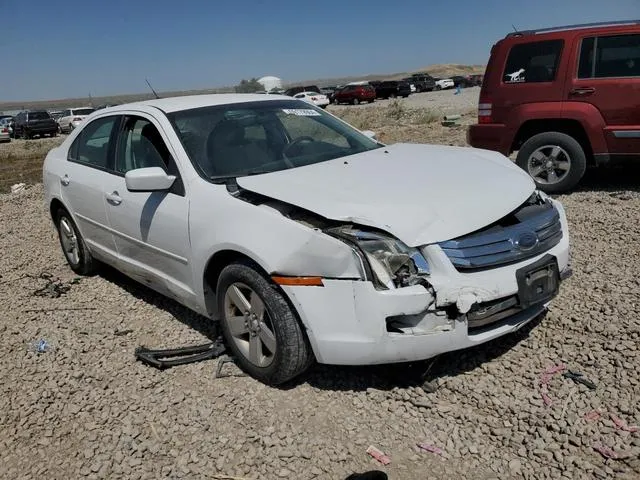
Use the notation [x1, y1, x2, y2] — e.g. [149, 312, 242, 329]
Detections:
[1, 171, 639, 479]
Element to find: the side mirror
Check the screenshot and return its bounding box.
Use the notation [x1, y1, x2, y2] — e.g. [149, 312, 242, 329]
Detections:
[361, 130, 377, 141]
[125, 167, 175, 192]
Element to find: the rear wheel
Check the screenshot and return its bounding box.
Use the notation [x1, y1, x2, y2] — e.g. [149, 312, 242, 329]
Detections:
[55, 208, 97, 275]
[21, 129, 30, 140]
[217, 262, 313, 385]
[352, 98, 360, 105]
[516, 132, 587, 193]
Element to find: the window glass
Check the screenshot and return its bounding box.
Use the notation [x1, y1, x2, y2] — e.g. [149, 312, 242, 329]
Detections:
[167, 100, 380, 180]
[503, 40, 563, 83]
[68, 116, 117, 168]
[595, 34, 640, 78]
[115, 118, 169, 174]
[29, 111, 50, 120]
[73, 108, 95, 116]
[578, 37, 595, 78]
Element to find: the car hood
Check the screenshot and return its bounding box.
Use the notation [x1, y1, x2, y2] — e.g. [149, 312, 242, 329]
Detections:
[237, 143, 535, 246]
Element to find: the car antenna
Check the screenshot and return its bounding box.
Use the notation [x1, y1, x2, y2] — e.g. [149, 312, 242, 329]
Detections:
[145, 78, 160, 99]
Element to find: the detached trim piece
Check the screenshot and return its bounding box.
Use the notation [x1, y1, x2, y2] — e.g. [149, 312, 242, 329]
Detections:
[272, 276, 324, 286]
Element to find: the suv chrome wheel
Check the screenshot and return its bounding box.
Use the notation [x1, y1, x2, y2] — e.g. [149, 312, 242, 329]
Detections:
[527, 145, 571, 185]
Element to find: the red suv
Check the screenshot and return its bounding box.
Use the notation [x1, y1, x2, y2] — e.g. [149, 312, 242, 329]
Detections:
[468, 20, 640, 192]
[333, 84, 376, 105]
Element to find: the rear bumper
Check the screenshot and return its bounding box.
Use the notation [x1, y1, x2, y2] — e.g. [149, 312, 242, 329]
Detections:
[25, 124, 58, 134]
[467, 123, 511, 155]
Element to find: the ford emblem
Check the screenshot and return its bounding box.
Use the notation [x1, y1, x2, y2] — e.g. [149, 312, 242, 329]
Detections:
[514, 231, 538, 251]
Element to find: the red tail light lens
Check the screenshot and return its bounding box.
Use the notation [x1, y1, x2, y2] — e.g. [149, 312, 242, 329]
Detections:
[1, 128, 7, 133]
[73, 117, 83, 121]
[478, 103, 492, 124]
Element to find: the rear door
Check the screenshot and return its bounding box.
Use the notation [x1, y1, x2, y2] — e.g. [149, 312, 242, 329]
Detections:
[490, 38, 567, 124]
[103, 113, 194, 305]
[60, 115, 120, 262]
[569, 32, 640, 155]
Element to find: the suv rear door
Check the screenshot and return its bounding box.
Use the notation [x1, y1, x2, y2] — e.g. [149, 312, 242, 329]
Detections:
[569, 31, 640, 155]
[489, 37, 567, 125]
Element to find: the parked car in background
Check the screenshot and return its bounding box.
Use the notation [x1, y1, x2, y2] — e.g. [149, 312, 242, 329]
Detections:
[409, 73, 436, 92]
[451, 75, 474, 87]
[50, 111, 64, 122]
[435, 78, 455, 90]
[0, 119, 10, 143]
[320, 86, 337, 102]
[332, 84, 376, 104]
[293, 91, 330, 108]
[95, 104, 120, 110]
[375, 80, 411, 99]
[0, 117, 13, 139]
[468, 20, 640, 193]
[467, 74, 484, 86]
[43, 93, 571, 385]
[58, 107, 96, 133]
[401, 79, 417, 93]
[284, 85, 321, 96]
[12, 110, 58, 139]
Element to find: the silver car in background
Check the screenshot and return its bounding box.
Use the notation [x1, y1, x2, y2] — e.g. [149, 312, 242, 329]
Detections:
[57, 107, 95, 133]
[0, 117, 12, 142]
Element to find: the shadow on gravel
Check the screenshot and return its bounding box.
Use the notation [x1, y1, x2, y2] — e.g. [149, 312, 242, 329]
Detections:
[98, 265, 219, 340]
[98, 264, 548, 392]
[572, 165, 640, 193]
[291, 313, 546, 393]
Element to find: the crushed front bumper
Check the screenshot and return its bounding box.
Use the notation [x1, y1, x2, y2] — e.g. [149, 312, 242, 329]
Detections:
[282, 200, 571, 366]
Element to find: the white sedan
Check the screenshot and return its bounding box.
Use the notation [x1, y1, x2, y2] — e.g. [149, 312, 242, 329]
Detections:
[293, 91, 329, 108]
[57, 107, 96, 133]
[43, 94, 571, 385]
[435, 78, 455, 90]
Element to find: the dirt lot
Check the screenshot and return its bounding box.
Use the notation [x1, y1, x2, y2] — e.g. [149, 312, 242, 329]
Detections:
[1, 96, 639, 479]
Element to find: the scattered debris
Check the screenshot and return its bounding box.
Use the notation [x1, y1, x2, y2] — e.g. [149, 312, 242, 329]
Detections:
[366, 445, 391, 465]
[32, 272, 71, 298]
[135, 338, 226, 370]
[214, 355, 240, 379]
[11, 183, 26, 194]
[584, 410, 602, 422]
[417, 443, 444, 456]
[28, 339, 51, 354]
[441, 114, 461, 127]
[114, 329, 134, 337]
[611, 414, 639, 433]
[345, 471, 388, 480]
[538, 363, 566, 406]
[562, 370, 597, 390]
[593, 442, 618, 460]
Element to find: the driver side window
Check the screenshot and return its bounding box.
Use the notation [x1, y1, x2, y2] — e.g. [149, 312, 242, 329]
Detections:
[115, 117, 169, 174]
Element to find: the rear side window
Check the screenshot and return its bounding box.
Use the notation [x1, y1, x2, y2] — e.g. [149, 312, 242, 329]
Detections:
[68, 116, 118, 169]
[503, 40, 563, 83]
[578, 34, 640, 78]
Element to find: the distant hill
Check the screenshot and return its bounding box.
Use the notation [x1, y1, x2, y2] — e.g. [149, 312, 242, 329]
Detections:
[0, 64, 485, 112]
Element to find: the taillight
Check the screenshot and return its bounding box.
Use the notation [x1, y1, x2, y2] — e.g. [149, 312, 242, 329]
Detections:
[478, 103, 492, 124]
[1, 128, 7, 133]
[73, 117, 82, 122]
[311, 97, 317, 101]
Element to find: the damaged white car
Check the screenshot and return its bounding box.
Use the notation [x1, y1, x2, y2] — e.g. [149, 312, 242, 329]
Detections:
[43, 94, 571, 384]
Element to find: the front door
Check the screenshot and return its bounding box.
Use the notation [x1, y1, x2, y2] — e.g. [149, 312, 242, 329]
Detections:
[60, 115, 120, 262]
[103, 114, 195, 306]
[569, 32, 640, 155]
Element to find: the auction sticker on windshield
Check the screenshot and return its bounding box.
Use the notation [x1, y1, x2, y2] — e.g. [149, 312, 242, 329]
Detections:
[281, 109, 321, 116]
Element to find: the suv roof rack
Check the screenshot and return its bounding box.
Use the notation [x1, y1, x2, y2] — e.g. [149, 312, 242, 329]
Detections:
[506, 19, 640, 37]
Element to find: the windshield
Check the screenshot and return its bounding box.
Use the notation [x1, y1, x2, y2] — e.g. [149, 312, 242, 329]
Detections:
[168, 100, 381, 181]
[72, 108, 95, 116]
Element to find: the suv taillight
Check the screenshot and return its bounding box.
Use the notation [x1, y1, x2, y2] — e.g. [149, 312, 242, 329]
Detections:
[1, 128, 7, 133]
[478, 103, 492, 124]
[73, 117, 83, 122]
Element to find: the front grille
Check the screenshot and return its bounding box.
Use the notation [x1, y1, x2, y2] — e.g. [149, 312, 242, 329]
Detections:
[439, 198, 563, 271]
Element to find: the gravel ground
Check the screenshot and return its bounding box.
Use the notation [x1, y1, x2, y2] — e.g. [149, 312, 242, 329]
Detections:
[1, 165, 639, 479]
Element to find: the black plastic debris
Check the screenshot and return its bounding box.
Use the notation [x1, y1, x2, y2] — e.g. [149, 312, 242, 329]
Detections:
[562, 370, 597, 390]
[135, 337, 226, 370]
[346, 471, 388, 480]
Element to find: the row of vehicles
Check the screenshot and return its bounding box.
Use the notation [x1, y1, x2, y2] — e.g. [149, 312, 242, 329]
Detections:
[283, 73, 484, 106]
[0, 107, 98, 140]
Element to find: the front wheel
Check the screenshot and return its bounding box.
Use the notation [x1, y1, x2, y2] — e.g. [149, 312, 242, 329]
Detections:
[217, 262, 313, 385]
[516, 132, 587, 193]
[21, 129, 30, 140]
[352, 98, 360, 105]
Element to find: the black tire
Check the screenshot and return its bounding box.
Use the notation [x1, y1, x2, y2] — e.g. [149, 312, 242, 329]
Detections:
[55, 208, 97, 275]
[217, 262, 314, 385]
[434, 85, 441, 91]
[21, 129, 30, 140]
[516, 131, 587, 194]
[51, 131, 57, 137]
[353, 98, 360, 105]
[390, 93, 397, 99]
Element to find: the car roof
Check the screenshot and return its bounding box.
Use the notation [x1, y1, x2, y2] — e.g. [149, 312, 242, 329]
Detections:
[121, 94, 292, 113]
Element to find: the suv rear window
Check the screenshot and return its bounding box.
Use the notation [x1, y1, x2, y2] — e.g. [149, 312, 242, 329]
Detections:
[578, 34, 640, 79]
[503, 40, 563, 83]
[28, 111, 50, 120]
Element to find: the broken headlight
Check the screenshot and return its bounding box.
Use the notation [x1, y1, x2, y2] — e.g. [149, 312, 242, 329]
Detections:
[328, 227, 430, 289]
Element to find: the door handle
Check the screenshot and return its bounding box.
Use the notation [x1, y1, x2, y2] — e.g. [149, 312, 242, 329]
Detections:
[106, 191, 122, 206]
[60, 175, 70, 186]
[569, 87, 595, 96]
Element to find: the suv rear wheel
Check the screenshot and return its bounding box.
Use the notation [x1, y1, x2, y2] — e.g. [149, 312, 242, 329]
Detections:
[516, 132, 586, 193]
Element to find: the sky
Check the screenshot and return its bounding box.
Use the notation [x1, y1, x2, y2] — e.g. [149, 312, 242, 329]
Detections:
[2, 0, 638, 101]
